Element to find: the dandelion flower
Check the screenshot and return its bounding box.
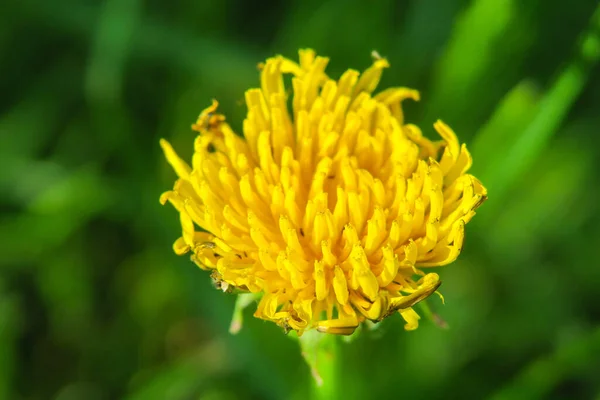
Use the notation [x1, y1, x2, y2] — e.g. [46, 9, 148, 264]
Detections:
[160, 49, 487, 335]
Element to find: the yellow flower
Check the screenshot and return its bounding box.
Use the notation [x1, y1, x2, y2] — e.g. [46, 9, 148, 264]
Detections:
[160, 49, 487, 336]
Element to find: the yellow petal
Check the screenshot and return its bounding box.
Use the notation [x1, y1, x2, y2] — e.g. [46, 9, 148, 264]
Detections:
[160, 139, 191, 179]
[400, 308, 421, 331]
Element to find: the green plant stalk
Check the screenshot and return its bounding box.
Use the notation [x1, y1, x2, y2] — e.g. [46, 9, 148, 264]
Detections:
[299, 331, 339, 400]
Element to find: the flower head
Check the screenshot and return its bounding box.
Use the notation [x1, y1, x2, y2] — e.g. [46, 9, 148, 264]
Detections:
[160, 49, 487, 335]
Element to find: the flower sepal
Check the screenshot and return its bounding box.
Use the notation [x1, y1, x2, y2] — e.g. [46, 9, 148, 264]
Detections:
[229, 292, 262, 334]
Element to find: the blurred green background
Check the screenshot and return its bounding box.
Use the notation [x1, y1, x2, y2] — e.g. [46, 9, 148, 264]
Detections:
[2, 0, 600, 399]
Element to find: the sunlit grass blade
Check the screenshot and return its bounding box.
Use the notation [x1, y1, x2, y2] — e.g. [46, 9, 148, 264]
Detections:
[424, 0, 531, 131]
[470, 80, 541, 176]
[471, 5, 600, 210]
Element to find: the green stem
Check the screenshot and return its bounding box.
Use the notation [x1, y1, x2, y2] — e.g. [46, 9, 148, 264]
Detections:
[299, 331, 339, 400]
